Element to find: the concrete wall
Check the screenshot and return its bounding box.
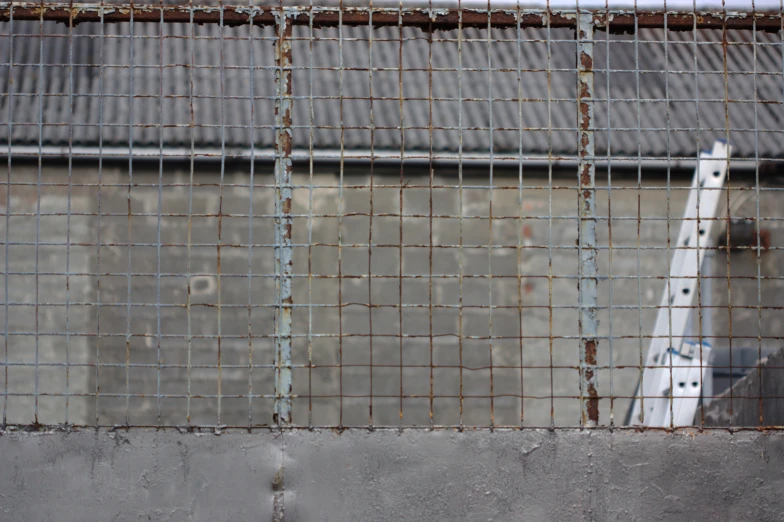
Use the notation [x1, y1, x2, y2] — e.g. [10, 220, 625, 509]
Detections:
[2, 162, 783, 428]
[1, 429, 783, 521]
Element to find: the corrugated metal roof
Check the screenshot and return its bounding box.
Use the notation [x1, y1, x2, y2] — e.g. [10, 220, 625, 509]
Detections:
[1, 17, 782, 159]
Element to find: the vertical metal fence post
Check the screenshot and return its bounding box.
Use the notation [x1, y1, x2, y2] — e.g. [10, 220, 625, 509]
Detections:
[274, 11, 293, 426]
[577, 13, 599, 426]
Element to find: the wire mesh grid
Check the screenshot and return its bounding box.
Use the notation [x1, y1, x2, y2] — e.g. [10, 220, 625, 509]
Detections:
[0, 4, 783, 430]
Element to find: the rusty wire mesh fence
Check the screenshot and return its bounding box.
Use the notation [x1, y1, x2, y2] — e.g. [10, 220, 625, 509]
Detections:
[0, 3, 783, 430]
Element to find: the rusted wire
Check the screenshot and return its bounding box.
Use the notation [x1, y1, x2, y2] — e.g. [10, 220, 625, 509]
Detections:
[0, 5, 782, 430]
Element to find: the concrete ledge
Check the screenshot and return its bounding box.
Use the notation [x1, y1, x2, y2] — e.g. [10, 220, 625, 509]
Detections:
[0, 429, 281, 521]
[2, 429, 784, 521]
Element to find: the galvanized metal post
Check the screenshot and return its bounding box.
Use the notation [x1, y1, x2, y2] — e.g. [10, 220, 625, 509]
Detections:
[577, 13, 599, 426]
[274, 12, 293, 426]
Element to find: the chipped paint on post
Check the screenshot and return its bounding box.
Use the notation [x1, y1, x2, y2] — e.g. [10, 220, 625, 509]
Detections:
[274, 11, 293, 427]
[577, 13, 599, 427]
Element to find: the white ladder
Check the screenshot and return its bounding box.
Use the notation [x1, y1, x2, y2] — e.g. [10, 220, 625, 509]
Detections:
[627, 140, 730, 427]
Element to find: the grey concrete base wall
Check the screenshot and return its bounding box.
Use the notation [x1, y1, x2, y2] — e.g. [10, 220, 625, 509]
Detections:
[1, 429, 784, 521]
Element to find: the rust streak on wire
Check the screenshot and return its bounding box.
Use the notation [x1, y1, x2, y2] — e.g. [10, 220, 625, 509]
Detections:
[2, 4, 783, 31]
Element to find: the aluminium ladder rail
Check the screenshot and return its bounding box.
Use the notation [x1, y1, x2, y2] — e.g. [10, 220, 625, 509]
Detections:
[627, 140, 730, 427]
